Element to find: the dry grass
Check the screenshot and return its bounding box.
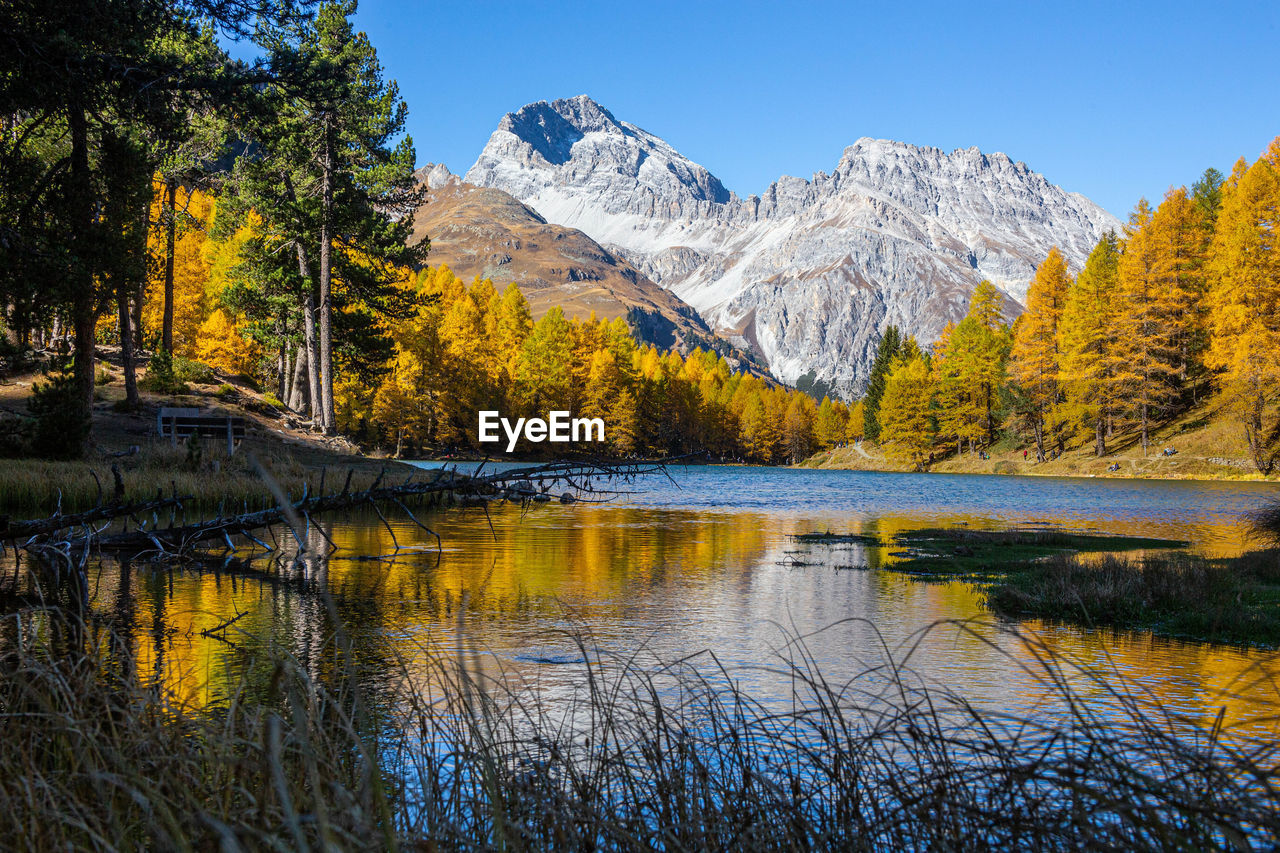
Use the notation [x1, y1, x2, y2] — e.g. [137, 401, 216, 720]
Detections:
[1, 609, 1278, 851]
[0, 440, 408, 516]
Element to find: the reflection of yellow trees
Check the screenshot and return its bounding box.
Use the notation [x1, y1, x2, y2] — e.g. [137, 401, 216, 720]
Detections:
[63, 503, 1279, 735]
[1007, 622, 1280, 736]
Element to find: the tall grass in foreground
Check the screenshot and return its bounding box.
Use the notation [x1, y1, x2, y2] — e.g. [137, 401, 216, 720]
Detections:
[1, 612, 1279, 851]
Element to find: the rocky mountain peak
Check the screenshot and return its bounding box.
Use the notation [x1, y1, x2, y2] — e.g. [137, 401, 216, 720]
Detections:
[464, 98, 1120, 396]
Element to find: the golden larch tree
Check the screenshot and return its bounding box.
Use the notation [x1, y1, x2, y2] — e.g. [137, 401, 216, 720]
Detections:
[1206, 141, 1280, 473]
[1009, 247, 1071, 460]
[1058, 231, 1120, 456]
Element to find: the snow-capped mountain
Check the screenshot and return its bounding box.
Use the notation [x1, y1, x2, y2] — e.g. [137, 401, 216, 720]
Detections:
[465, 95, 1120, 395]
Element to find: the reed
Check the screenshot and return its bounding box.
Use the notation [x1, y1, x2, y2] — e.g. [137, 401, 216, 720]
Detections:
[1, 611, 1277, 851]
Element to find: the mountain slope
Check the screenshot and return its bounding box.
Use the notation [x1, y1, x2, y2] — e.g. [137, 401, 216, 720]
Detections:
[409, 164, 714, 350]
[465, 96, 1121, 395]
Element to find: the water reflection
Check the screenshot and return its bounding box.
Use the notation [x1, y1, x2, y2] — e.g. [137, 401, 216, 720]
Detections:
[5, 466, 1279, 739]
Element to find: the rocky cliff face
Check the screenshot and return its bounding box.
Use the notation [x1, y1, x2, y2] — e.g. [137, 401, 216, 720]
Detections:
[409, 164, 717, 352]
[465, 95, 1120, 396]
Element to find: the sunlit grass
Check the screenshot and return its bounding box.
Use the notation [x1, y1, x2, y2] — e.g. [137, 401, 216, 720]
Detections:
[0, 441, 402, 516]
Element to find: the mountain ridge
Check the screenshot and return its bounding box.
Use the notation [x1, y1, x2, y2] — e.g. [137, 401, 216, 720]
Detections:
[463, 95, 1121, 395]
[409, 164, 738, 355]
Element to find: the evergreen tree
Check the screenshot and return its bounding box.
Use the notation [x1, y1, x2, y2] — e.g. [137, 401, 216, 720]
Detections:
[252, 0, 425, 433]
[862, 325, 901, 441]
[1191, 167, 1226, 229]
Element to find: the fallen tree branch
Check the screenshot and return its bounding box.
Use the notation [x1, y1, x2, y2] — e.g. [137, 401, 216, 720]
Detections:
[59, 459, 670, 559]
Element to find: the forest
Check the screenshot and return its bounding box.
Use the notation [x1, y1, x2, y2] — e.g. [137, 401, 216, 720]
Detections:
[1, 0, 1277, 472]
[866, 148, 1280, 475]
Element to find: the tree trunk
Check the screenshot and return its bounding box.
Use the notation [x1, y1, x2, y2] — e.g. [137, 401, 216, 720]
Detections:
[289, 343, 309, 412]
[161, 179, 177, 354]
[118, 194, 148, 409]
[67, 102, 97, 421]
[117, 277, 138, 407]
[131, 276, 143, 350]
[1140, 403, 1149, 456]
[293, 240, 322, 425]
[317, 129, 336, 434]
[1033, 417, 1045, 463]
[1095, 416, 1105, 458]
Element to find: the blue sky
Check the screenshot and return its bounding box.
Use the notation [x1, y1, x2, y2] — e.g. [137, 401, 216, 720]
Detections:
[240, 0, 1280, 217]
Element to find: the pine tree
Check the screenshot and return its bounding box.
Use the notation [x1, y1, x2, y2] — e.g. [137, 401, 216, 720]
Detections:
[1009, 247, 1071, 460]
[863, 325, 901, 441]
[252, 0, 425, 433]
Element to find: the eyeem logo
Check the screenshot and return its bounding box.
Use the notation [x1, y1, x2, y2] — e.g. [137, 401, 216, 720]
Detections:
[478, 411, 605, 452]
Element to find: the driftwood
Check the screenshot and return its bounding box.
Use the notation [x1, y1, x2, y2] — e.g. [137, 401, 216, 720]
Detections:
[0, 493, 188, 542]
[4, 459, 673, 567]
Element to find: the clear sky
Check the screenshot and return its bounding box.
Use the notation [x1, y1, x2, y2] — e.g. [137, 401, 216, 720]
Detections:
[240, 0, 1280, 217]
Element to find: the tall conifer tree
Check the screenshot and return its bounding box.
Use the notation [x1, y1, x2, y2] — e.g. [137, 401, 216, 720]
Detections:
[1009, 247, 1071, 460]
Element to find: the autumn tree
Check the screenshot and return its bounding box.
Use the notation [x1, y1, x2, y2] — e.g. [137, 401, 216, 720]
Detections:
[1206, 143, 1280, 473]
[878, 340, 935, 469]
[1009, 247, 1072, 460]
[1058, 231, 1121, 456]
[1109, 190, 1208, 454]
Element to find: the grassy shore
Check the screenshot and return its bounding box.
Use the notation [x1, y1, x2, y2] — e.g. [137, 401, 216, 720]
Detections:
[2, 611, 1277, 851]
[988, 549, 1280, 646]
[0, 355, 417, 516]
[798, 397, 1278, 482]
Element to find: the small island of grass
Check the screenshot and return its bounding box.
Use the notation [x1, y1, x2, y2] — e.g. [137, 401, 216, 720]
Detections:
[796, 521, 1280, 647]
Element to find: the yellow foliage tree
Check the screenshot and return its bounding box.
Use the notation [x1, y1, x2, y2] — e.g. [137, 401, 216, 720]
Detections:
[194, 309, 259, 375]
[1206, 140, 1280, 473]
[878, 345, 935, 470]
[144, 185, 216, 356]
[1009, 247, 1071, 460]
[1058, 232, 1121, 456]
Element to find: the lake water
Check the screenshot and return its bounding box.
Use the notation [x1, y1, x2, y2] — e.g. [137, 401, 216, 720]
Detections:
[52, 465, 1280, 735]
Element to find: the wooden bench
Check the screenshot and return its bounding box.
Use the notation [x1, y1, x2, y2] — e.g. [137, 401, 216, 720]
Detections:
[157, 407, 246, 455]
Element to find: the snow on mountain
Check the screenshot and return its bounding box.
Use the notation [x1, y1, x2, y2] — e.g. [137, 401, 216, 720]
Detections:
[465, 95, 1120, 395]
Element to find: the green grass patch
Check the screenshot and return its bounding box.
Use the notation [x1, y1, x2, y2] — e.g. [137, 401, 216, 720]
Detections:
[885, 527, 1188, 578]
[987, 549, 1280, 647]
[790, 531, 880, 546]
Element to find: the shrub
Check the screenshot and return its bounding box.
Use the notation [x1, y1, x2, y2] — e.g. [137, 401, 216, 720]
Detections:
[28, 371, 90, 459]
[262, 391, 284, 409]
[172, 355, 214, 385]
[144, 348, 186, 394]
[215, 383, 237, 400]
